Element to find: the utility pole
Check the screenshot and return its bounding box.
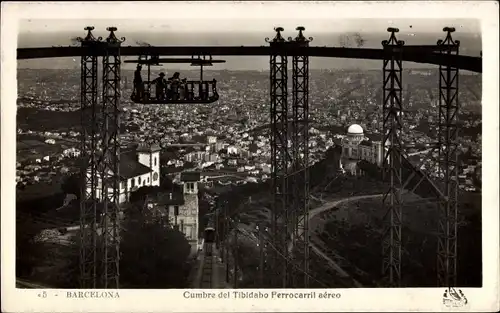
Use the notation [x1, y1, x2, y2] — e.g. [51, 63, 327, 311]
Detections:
[219, 212, 224, 263]
[233, 229, 238, 288]
[215, 199, 220, 250]
[224, 201, 229, 283]
[225, 238, 229, 283]
[258, 225, 264, 287]
[174, 205, 179, 230]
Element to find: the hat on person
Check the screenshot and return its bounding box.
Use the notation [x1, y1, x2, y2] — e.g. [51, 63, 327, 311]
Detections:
[159, 72, 165, 77]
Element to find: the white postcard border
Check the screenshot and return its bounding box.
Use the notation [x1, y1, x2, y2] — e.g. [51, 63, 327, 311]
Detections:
[1, 1, 499, 312]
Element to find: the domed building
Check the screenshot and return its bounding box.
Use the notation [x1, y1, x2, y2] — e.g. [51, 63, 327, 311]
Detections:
[346, 124, 365, 143]
[341, 124, 384, 167]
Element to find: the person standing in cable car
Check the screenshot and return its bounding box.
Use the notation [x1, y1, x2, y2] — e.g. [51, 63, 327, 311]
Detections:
[169, 72, 181, 100]
[151, 72, 167, 101]
[169, 72, 181, 81]
[180, 78, 187, 100]
[211, 78, 218, 98]
[133, 65, 144, 100]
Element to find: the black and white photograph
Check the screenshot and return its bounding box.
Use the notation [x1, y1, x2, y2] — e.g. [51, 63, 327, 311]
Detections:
[2, 2, 499, 312]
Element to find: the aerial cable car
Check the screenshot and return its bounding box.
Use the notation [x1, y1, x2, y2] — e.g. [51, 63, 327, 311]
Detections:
[126, 54, 225, 104]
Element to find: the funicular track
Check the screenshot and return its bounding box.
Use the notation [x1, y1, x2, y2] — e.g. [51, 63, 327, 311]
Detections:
[200, 252, 214, 288]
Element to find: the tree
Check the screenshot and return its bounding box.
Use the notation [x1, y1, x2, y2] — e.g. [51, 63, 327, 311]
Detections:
[235, 243, 260, 287]
[353, 32, 365, 47]
[160, 176, 182, 193]
[16, 218, 83, 288]
[55, 204, 193, 288]
[16, 219, 45, 278]
[61, 173, 80, 196]
[119, 205, 192, 288]
[50, 232, 87, 288]
[129, 186, 162, 204]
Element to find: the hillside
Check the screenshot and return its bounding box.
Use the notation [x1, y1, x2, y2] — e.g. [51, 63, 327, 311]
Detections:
[216, 146, 481, 287]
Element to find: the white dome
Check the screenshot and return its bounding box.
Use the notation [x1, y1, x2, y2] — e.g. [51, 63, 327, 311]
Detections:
[347, 124, 364, 135]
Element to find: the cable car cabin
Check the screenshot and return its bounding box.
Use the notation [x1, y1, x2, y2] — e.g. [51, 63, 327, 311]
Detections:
[127, 55, 225, 105]
[204, 227, 215, 243]
[203, 226, 215, 257]
[131, 79, 219, 104]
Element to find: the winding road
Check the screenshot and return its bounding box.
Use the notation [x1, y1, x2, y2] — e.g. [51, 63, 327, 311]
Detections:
[296, 193, 384, 287]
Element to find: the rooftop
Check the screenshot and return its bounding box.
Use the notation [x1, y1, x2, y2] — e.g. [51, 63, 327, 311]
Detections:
[148, 191, 185, 206]
[180, 171, 201, 182]
[136, 143, 161, 153]
[359, 140, 373, 147]
[120, 152, 153, 180]
[365, 133, 383, 142]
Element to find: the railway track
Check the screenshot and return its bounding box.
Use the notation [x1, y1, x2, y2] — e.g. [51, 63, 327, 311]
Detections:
[199, 250, 214, 288]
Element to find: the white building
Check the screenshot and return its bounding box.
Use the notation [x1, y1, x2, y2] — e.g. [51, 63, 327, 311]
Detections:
[206, 135, 217, 144]
[341, 124, 384, 166]
[63, 147, 80, 158]
[86, 143, 161, 204]
[227, 145, 238, 155]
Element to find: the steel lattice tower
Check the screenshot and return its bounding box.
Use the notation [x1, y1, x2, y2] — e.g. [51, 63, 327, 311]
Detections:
[78, 26, 102, 289]
[289, 26, 311, 288]
[381, 27, 405, 287]
[99, 27, 124, 289]
[436, 27, 460, 287]
[266, 27, 290, 288]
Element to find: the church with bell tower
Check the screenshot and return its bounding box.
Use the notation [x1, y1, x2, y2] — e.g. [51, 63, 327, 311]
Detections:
[86, 142, 162, 203]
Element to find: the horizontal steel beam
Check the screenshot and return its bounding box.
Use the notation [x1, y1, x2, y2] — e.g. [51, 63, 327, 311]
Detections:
[17, 45, 481, 72]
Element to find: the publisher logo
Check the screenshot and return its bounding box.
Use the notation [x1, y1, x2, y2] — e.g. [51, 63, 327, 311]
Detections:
[442, 287, 468, 308]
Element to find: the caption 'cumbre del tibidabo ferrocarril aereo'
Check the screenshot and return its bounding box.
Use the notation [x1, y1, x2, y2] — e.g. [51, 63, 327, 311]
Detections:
[183, 291, 340, 299]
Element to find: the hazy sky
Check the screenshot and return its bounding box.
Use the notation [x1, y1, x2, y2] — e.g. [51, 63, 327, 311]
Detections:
[17, 18, 482, 71]
[15, 5, 482, 71]
[19, 18, 480, 36]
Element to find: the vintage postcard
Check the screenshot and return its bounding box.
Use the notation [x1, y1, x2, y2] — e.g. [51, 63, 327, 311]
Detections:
[1, 1, 498, 312]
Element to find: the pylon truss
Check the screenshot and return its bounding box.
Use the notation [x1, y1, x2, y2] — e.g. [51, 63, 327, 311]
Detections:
[99, 27, 124, 289]
[78, 26, 102, 289]
[289, 26, 312, 288]
[381, 27, 405, 287]
[436, 27, 460, 288]
[266, 27, 290, 288]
